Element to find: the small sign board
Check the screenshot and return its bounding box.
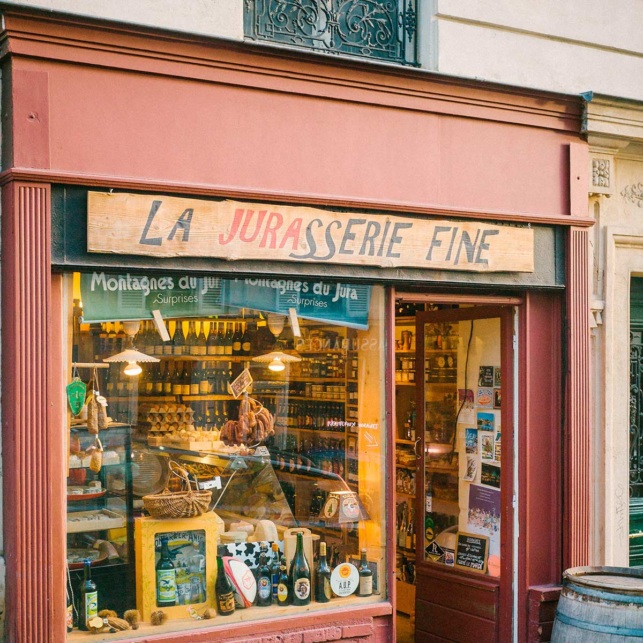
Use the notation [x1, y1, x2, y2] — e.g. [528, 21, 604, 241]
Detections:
[454, 532, 489, 574]
[229, 368, 253, 399]
[330, 562, 359, 597]
[426, 540, 444, 562]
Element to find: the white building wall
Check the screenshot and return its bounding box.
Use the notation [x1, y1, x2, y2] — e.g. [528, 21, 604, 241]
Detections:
[0, 0, 243, 40]
[431, 0, 643, 100]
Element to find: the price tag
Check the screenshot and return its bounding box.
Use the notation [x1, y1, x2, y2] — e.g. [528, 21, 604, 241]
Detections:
[229, 368, 253, 399]
[198, 477, 222, 490]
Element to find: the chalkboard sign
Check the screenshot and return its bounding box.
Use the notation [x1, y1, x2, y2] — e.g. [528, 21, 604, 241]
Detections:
[454, 532, 489, 574]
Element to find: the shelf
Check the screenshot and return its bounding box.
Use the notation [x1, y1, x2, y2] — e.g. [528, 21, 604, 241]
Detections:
[153, 355, 251, 362]
[395, 382, 416, 387]
[284, 427, 347, 436]
[396, 491, 416, 499]
[396, 439, 416, 445]
[396, 545, 416, 555]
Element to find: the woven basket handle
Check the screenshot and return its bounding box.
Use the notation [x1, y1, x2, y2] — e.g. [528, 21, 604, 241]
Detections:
[168, 460, 200, 492]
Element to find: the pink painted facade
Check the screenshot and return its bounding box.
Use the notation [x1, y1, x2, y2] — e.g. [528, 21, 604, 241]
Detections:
[0, 8, 590, 643]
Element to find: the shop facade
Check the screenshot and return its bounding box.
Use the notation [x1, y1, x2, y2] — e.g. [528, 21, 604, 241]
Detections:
[0, 8, 590, 643]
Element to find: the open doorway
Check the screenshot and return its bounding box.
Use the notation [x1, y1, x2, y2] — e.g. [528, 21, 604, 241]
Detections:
[393, 298, 514, 642]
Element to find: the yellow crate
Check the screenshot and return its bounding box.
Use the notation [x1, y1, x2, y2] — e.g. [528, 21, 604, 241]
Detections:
[135, 513, 219, 622]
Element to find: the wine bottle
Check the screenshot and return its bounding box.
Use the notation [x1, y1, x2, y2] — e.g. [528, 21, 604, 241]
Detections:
[79, 559, 98, 631]
[241, 322, 252, 356]
[186, 320, 198, 356]
[190, 364, 200, 396]
[173, 321, 186, 356]
[172, 362, 183, 396]
[163, 321, 174, 356]
[357, 549, 373, 597]
[277, 555, 290, 606]
[232, 322, 242, 356]
[270, 543, 281, 603]
[216, 322, 226, 357]
[224, 323, 234, 356]
[199, 364, 210, 395]
[206, 322, 218, 356]
[156, 538, 177, 607]
[288, 531, 311, 606]
[163, 360, 173, 395]
[196, 322, 207, 356]
[256, 551, 272, 606]
[215, 556, 235, 616]
[315, 542, 332, 603]
[181, 362, 191, 396]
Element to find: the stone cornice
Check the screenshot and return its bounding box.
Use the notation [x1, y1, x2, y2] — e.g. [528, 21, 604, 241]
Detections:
[583, 93, 643, 146]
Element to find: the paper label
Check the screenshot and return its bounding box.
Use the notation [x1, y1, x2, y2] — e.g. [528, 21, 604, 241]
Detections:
[294, 578, 310, 600]
[157, 569, 177, 603]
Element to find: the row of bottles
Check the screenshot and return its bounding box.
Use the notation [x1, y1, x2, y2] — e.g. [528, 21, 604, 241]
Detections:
[276, 400, 346, 431]
[276, 435, 346, 476]
[96, 319, 255, 359]
[137, 361, 237, 397]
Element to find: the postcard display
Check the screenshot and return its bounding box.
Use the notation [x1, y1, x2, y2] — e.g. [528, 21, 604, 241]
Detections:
[391, 309, 503, 604]
[423, 317, 502, 577]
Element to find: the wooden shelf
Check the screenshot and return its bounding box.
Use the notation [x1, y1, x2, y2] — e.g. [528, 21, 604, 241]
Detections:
[396, 439, 416, 445]
[396, 491, 416, 499]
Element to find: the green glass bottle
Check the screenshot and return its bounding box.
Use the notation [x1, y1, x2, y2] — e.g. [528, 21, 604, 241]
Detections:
[277, 555, 290, 606]
[288, 531, 311, 606]
[78, 559, 98, 631]
[156, 538, 177, 607]
[315, 542, 332, 603]
[256, 551, 272, 606]
[215, 556, 236, 616]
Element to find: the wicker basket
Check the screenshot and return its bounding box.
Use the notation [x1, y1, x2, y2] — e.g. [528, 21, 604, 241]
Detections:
[143, 461, 212, 519]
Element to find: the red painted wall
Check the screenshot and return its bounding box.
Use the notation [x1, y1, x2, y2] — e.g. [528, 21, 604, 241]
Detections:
[4, 12, 584, 223]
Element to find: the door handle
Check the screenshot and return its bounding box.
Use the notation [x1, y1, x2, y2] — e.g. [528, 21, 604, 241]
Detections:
[414, 437, 421, 459]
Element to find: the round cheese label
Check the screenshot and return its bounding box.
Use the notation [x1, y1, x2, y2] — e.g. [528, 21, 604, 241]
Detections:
[330, 563, 358, 597]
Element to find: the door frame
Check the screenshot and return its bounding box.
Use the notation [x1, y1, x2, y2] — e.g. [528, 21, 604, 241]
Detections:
[391, 297, 515, 641]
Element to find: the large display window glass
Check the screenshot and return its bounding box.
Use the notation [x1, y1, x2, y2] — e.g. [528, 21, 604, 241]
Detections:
[64, 271, 387, 639]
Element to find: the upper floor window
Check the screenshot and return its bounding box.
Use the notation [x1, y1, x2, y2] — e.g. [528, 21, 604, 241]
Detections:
[244, 0, 418, 66]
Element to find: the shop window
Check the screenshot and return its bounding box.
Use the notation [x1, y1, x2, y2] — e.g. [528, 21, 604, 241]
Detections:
[243, 0, 418, 67]
[64, 272, 387, 638]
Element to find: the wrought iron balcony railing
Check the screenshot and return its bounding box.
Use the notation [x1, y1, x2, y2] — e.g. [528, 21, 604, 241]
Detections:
[244, 0, 418, 66]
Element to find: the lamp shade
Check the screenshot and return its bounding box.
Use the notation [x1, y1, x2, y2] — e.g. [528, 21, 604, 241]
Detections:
[251, 351, 301, 367]
[320, 490, 370, 524]
[103, 349, 160, 364]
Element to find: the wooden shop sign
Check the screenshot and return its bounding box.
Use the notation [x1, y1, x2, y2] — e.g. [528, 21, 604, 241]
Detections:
[87, 192, 534, 273]
[454, 532, 489, 574]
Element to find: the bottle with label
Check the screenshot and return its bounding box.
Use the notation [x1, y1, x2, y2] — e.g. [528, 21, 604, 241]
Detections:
[195, 321, 207, 356]
[216, 323, 226, 357]
[224, 323, 234, 356]
[232, 323, 242, 356]
[288, 531, 311, 606]
[357, 549, 373, 597]
[241, 323, 252, 356]
[79, 559, 98, 631]
[277, 555, 290, 606]
[156, 538, 177, 607]
[206, 322, 218, 356]
[181, 362, 191, 396]
[270, 543, 281, 603]
[256, 551, 272, 606]
[315, 542, 332, 603]
[215, 556, 236, 616]
[186, 320, 198, 355]
[172, 321, 185, 356]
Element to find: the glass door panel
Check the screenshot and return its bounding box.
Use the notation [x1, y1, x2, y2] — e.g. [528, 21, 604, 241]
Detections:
[416, 309, 504, 577]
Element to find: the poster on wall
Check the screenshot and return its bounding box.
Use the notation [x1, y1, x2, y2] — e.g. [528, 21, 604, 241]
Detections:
[465, 428, 479, 454]
[476, 388, 493, 409]
[481, 463, 501, 489]
[480, 432, 494, 461]
[464, 455, 478, 482]
[466, 484, 501, 557]
[458, 389, 475, 424]
[478, 366, 495, 387]
[477, 412, 495, 432]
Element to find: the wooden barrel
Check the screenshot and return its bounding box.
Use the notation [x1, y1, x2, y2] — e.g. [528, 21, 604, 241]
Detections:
[552, 566, 643, 641]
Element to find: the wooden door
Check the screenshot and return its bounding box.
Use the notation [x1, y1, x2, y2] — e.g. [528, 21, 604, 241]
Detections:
[414, 306, 514, 642]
